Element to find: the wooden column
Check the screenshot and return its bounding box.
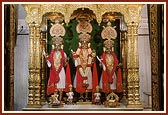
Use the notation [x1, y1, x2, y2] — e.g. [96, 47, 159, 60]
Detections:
[4, 4, 18, 110]
[148, 4, 164, 111]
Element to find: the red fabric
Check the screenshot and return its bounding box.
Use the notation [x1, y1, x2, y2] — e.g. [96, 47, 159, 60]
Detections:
[46, 49, 65, 95]
[64, 63, 72, 92]
[76, 67, 86, 93]
[46, 70, 57, 95]
[50, 50, 65, 83]
[116, 68, 123, 93]
[102, 71, 110, 93]
[92, 62, 98, 93]
[91, 62, 98, 103]
[101, 52, 119, 93]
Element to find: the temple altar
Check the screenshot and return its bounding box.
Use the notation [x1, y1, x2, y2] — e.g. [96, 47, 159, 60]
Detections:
[22, 3, 144, 110]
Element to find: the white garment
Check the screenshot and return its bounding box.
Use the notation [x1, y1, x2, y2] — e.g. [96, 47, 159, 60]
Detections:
[56, 68, 66, 89]
[57, 52, 67, 89]
[67, 92, 74, 100]
[48, 52, 67, 89]
[94, 92, 101, 100]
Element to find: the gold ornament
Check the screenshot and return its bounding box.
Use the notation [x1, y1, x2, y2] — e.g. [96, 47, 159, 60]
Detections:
[101, 22, 117, 40]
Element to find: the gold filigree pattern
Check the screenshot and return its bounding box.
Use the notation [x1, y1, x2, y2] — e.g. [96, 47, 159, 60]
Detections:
[106, 54, 114, 71]
[23, 4, 144, 25]
[27, 23, 42, 108]
[127, 22, 142, 107]
[54, 51, 62, 71]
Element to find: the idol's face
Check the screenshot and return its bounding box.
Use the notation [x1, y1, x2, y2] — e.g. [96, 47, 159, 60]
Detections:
[54, 44, 61, 51]
[81, 41, 88, 48]
[106, 47, 112, 54]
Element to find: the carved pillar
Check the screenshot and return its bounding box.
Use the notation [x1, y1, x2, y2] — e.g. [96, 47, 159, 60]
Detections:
[123, 5, 144, 108]
[27, 23, 42, 107]
[120, 30, 127, 101]
[126, 22, 142, 107]
[34, 24, 42, 106]
[27, 24, 35, 106]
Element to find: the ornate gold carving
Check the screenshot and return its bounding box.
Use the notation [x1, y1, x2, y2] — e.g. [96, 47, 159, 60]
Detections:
[106, 54, 114, 71]
[127, 22, 142, 107]
[23, 4, 144, 25]
[35, 24, 41, 69]
[27, 24, 35, 106]
[46, 12, 64, 23]
[102, 12, 120, 22]
[34, 24, 41, 106]
[124, 5, 144, 24]
[70, 8, 96, 21]
[105, 92, 119, 107]
[34, 70, 41, 105]
[28, 24, 35, 69]
[27, 69, 35, 105]
[23, 5, 41, 24]
[65, 4, 98, 24]
[27, 23, 42, 107]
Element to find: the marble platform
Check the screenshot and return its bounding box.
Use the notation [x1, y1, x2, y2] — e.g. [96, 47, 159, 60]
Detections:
[23, 102, 144, 111]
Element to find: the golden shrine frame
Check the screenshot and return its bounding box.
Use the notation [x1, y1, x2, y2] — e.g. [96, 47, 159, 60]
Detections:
[23, 3, 144, 109]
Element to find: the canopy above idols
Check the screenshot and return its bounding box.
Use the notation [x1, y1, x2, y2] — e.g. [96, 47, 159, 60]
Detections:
[23, 4, 144, 25]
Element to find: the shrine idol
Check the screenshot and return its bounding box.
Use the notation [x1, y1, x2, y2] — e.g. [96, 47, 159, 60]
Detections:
[72, 20, 98, 102]
[43, 20, 72, 105]
[98, 22, 123, 96]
